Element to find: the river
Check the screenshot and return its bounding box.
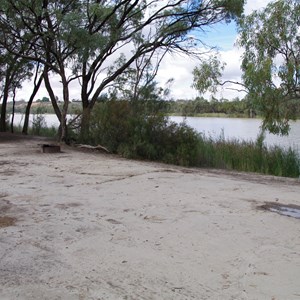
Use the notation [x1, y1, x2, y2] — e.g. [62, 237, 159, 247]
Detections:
[170, 116, 300, 152]
[11, 113, 300, 153]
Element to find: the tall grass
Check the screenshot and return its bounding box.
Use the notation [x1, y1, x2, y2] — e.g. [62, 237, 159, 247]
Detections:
[197, 132, 300, 177]
[87, 101, 300, 178]
[28, 125, 58, 138]
[10, 112, 58, 138]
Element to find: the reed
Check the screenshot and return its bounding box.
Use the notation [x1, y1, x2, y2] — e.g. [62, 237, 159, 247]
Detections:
[196, 132, 300, 178]
[87, 101, 300, 177]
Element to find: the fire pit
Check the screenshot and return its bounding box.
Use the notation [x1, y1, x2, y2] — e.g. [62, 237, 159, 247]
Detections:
[41, 144, 61, 153]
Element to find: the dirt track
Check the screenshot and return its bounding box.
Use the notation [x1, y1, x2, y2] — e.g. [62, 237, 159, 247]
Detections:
[1, 133, 300, 300]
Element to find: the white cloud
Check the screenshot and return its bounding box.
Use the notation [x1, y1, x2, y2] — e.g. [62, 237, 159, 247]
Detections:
[155, 44, 246, 100]
[156, 53, 199, 100]
[244, 0, 272, 15]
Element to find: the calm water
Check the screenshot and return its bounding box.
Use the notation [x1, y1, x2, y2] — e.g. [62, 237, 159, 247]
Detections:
[170, 116, 300, 153]
[11, 114, 300, 153]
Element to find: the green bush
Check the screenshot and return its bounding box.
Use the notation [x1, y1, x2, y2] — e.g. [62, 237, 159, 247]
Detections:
[20, 108, 58, 138]
[31, 113, 47, 135]
[87, 100, 300, 177]
[89, 100, 201, 166]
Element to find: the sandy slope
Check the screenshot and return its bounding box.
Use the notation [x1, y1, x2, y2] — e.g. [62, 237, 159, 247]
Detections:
[0, 133, 300, 300]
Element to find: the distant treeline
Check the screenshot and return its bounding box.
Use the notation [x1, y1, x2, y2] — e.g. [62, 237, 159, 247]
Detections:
[6, 96, 300, 119]
[167, 97, 256, 118]
[5, 100, 81, 115]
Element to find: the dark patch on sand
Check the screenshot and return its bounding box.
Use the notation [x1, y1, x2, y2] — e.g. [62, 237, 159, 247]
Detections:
[258, 202, 300, 219]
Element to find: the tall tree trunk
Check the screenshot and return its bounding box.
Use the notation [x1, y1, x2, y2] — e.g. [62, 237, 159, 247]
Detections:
[80, 104, 91, 143]
[80, 74, 91, 143]
[0, 75, 10, 132]
[60, 71, 70, 142]
[0, 98, 8, 132]
[22, 72, 43, 134]
[10, 88, 16, 133]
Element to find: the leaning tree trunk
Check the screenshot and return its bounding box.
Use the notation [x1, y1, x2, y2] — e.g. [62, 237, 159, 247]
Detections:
[22, 73, 43, 134]
[43, 69, 63, 139]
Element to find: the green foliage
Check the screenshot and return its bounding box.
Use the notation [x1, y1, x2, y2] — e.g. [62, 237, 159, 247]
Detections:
[190, 1, 300, 136]
[89, 100, 131, 152]
[88, 100, 201, 166]
[167, 97, 254, 117]
[11, 110, 58, 138]
[108, 52, 171, 103]
[219, 0, 246, 21]
[0, 49, 34, 132]
[28, 125, 57, 138]
[31, 108, 47, 136]
[192, 55, 225, 95]
[196, 132, 300, 178]
[39, 97, 50, 103]
[0, 0, 245, 140]
[86, 99, 299, 177]
[238, 0, 300, 135]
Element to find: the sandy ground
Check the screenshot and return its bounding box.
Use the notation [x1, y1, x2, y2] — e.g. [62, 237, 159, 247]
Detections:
[0, 133, 300, 300]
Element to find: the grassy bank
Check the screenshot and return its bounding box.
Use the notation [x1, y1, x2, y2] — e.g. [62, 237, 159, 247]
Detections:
[168, 112, 251, 118]
[197, 133, 300, 177]
[11, 106, 300, 178]
[85, 102, 300, 178]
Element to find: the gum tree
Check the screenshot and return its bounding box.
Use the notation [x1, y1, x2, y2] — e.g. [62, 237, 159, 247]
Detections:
[0, 0, 81, 138]
[193, 0, 300, 134]
[0, 47, 34, 132]
[0, 0, 245, 141]
[238, 0, 300, 134]
[192, 55, 226, 95]
[72, 0, 245, 141]
[107, 39, 173, 106]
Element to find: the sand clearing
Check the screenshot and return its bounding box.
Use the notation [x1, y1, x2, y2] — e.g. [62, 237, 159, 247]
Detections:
[0, 133, 300, 299]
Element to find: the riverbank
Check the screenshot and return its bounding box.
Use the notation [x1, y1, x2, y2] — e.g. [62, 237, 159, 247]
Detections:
[169, 112, 251, 118]
[10, 113, 300, 153]
[1, 134, 300, 299]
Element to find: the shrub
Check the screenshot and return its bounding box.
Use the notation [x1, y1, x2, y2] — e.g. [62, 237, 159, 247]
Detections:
[87, 100, 300, 177]
[89, 100, 201, 166]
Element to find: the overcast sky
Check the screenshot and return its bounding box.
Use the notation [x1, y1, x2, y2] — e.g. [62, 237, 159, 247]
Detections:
[18, 0, 273, 102]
